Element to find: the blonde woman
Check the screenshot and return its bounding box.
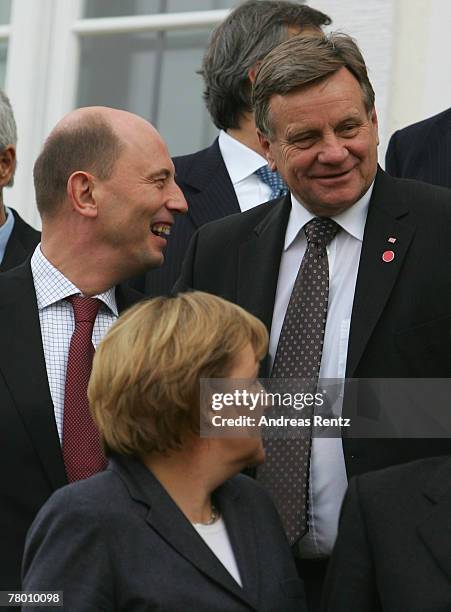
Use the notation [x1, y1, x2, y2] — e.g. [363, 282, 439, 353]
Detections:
[23, 292, 306, 612]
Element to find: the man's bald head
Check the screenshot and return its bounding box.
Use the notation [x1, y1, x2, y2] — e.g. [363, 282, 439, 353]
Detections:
[33, 107, 137, 218]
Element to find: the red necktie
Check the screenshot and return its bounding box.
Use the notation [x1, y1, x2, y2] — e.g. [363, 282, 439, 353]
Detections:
[63, 295, 107, 482]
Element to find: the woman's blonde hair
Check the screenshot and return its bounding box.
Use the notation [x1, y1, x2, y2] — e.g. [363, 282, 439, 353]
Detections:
[88, 291, 268, 456]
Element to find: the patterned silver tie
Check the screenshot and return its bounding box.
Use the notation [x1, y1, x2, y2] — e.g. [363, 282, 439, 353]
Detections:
[258, 217, 340, 545]
[254, 165, 288, 200]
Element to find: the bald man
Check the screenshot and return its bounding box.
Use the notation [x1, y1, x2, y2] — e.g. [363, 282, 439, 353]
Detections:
[0, 107, 187, 590]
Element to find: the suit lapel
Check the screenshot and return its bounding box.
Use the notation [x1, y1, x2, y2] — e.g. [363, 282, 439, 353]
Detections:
[346, 169, 415, 377]
[180, 139, 241, 228]
[417, 458, 451, 579]
[111, 456, 256, 610]
[0, 262, 66, 489]
[237, 195, 292, 335]
[216, 481, 260, 608]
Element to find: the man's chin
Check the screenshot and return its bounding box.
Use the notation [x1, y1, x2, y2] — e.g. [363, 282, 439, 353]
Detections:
[142, 251, 165, 272]
[304, 193, 360, 217]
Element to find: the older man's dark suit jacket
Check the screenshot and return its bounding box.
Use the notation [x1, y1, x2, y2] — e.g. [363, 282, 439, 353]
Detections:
[22, 454, 306, 612]
[323, 456, 451, 612]
[132, 138, 240, 296]
[0, 209, 40, 272]
[0, 261, 142, 590]
[385, 107, 451, 189]
[175, 167, 451, 478]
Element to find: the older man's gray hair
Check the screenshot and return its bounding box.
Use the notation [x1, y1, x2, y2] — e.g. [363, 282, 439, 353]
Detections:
[253, 32, 375, 139]
[0, 89, 17, 187]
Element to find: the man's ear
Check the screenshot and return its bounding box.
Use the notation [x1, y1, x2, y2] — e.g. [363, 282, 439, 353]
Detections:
[371, 107, 380, 146]
[67, 171, 98, 218]
[257, 130, 277, 171]
[0, 145, 16, 188]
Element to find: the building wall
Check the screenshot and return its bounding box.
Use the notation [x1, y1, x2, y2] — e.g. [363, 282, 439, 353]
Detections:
[3, 0, 451, 227]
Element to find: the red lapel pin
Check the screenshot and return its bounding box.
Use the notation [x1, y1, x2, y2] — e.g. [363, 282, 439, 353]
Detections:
[382, 250, 395, 263]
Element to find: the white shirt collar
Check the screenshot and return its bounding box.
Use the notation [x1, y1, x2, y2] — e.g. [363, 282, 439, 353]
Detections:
[218, 129, 268, 184]
[284, 181, 374, 250]
[30, 245, 118, 315]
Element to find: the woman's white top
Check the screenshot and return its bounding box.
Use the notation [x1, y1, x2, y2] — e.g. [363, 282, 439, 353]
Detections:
[193, 516, 243, 586]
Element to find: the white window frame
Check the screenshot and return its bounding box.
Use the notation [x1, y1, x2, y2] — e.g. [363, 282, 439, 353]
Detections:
[5, 0, 229, 227]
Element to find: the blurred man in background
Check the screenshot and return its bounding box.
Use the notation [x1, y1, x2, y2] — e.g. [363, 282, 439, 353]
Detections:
[385, 107, 451, 189]
[133, 0, 331, 295]
[0, 89, 39, 271]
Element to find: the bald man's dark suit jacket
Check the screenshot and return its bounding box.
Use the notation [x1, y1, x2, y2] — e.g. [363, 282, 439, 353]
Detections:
[132, 138, 240, 296]
[385, 107, 451, 189]
[323, 456, 451, 612]
[0, 260, 142, 590]
[175, 167, 451, 478]
[0, 209, 40, 272]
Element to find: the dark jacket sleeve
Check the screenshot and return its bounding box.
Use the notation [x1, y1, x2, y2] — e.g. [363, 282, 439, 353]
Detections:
[22, 486, 112, 612]
[322, 477, 381, 612]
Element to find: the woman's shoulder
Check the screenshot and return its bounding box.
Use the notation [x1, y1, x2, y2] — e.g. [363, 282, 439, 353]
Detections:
[37, 469, 129, 522]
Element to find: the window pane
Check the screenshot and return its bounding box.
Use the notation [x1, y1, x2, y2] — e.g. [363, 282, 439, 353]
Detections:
[0, 42, 7, 87]
[0, 0, 11, 24]
[76, 28, 218, 155]
[83, 0, 235, 18]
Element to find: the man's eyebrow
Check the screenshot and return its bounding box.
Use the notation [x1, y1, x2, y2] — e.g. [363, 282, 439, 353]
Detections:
[286, 126, 319, 140]
[147, 168, 171, 180]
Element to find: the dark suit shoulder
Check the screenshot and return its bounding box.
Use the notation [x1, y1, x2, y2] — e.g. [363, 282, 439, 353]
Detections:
[173, 139, 224, 188]
[0, 210, 40, 273]
[354, 455, 450, 505]
[0, 258, 35, 302]
[173, 139, 220, 169]
[173, 144, 216, 171]
[34, 469, 127, 516]
[392, 107, 451, 142]
[10, 209, 40, 245]
[386, 109, 451, 180]
[197, 197, 283, 237]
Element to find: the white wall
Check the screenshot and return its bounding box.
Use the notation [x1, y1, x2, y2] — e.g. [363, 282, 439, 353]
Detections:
[388, 0, 451, 135]
[314, 0, 451, 164]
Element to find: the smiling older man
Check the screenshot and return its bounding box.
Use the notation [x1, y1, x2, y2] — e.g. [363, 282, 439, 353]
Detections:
[175, 33, 451, 610]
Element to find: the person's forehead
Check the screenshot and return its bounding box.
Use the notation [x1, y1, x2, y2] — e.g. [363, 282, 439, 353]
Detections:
[107, 134, 172, 182]
[269, 70, 367, 123]
[120, 125, 170, 162]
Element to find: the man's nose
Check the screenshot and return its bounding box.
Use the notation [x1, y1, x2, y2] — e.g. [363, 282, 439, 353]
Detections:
[166, 183, 188, 214]
[317, 135, 349, 165]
